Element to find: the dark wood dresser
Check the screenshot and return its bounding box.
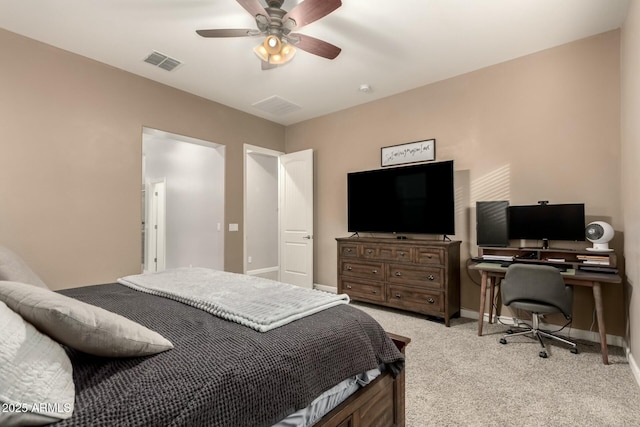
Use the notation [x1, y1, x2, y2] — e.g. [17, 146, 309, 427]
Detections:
[336, 237, 461, 326]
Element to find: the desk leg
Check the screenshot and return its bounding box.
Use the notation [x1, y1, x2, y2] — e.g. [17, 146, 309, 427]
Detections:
[478, 271, 488, 336]
[592, 282, 609, 365]
[488, 277, 496, 324]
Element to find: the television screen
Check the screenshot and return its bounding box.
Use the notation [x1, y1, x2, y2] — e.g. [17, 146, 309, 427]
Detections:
[347, 160, 455, 235]
[508, 203, 585, 242]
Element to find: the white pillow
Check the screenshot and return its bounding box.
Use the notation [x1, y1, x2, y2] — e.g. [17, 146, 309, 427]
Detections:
[0, 246, 48, 289]
[0, 301, 75, 426]
[0, 281, 174, 357]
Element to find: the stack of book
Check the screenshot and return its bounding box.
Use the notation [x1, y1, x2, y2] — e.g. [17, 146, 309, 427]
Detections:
[577, 254, 610, 266]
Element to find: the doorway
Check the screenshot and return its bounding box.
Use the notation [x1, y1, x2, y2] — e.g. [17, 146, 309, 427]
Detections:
[244, 145, 314, 288]
[142, 128, 225, 273]
[244, 145, 281, 280]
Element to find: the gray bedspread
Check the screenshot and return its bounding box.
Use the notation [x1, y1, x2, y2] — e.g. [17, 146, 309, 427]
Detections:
[53, 283, 404, 427]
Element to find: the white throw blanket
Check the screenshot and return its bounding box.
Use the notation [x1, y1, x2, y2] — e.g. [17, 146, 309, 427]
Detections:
[117, 268, 349, 332]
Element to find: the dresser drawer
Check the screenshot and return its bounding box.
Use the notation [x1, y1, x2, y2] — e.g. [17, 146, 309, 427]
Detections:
[340, 278, 385, 303]
[336, 236, 461, 326]
[361, 244, 413, 262]
[339, 243, 359, 258]
[340, 261, 385, 280]
[416, 248, 444, 265]
[386, 284, 443, 312]
[387, 264, 443, 289]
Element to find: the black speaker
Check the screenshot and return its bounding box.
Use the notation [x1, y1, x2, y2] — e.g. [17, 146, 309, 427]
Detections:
[476, 201, 509, 247]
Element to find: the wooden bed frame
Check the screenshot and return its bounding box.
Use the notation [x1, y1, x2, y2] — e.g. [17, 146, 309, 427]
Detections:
[316, 333, 410, 427]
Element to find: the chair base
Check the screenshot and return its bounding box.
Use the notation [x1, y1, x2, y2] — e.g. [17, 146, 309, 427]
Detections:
[499, 314, 578, 358]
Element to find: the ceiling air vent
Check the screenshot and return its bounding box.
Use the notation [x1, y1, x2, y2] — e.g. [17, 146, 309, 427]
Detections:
[252, 96, 301, 116]
[143, 51, 182, 71]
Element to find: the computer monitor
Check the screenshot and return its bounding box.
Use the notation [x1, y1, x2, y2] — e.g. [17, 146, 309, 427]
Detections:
[508, 203, 585, 249]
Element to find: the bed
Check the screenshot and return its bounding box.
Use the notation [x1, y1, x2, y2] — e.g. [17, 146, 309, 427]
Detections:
[0, 254, 408, 427]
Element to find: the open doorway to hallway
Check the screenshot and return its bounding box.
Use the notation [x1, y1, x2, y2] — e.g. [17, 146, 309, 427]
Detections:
[142, 128, 225, 273]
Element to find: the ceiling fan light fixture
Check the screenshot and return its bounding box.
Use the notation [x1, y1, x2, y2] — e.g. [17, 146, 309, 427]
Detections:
[270, 43, 296, 64]
[253, 36, 296, 65]
[253, 44, 269, 62]
[264, 35, 281, 55]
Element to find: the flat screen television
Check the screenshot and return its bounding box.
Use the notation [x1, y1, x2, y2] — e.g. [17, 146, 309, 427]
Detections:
[508, 203, 585, 247]
[347, 160, 455, 235]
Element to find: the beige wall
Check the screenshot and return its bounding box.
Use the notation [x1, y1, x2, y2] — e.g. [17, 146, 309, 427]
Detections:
[0, 29, 285, 288]
[286, 31, 625, 335]
[0, 26, 632, 339]
[622, 1, 640, 368]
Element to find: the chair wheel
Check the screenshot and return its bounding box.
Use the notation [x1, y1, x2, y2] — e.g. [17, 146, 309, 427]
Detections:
[499, 338, 507, 345]
[539, 351, 548, 358]
[570, 347, 579, 354]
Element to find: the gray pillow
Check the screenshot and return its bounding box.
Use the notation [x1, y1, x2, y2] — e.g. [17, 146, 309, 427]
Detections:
[0, 246, 48, 289]
[0, 281, 174, 357]
[0, 301, 75, 426]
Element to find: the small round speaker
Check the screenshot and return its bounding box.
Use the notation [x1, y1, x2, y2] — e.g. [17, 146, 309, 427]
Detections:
[585, 221, 614, 252]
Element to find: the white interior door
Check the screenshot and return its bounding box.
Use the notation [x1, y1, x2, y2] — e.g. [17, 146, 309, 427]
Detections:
[145, 179, 166, 273]
[279, 149, 314, 288]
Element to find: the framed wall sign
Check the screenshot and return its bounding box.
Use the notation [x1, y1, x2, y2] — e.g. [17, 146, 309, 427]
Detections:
[381, 139, 436, 167]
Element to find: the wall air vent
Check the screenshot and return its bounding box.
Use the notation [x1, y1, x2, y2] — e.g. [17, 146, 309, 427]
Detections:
[252, 96, 301, 116]
[143, 51, 182, 71]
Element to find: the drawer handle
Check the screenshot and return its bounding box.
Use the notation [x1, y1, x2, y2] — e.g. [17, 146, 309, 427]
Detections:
[394, 271, 402, 277]
[426, 254, 433, 259]
[372, 290, 378, 294]
[428, 274, 435, 281]
[427, 298, 435, 304]
[395, 293, 401, 298]
[371, 269, 379, 274]
[346, 285, 352, 289]
[367, 249, 373, 254]
[399, 252, 406, 257]
[346, 265, 352, 271]
[346, 248, 352, 253]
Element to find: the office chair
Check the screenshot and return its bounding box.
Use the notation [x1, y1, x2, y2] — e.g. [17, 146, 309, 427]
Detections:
[499, 263, 578, 358]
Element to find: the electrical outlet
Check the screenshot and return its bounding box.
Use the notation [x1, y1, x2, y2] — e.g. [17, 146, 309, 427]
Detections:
[248, 256, 252, 264]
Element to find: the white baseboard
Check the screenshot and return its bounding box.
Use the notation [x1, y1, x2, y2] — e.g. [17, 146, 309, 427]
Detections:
[628, 347, 640, 388]
[314, 284, 337, 293]
[246, 266, 278, 275]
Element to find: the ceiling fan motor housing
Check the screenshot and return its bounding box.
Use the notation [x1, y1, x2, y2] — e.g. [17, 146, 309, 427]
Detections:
[196, 0, 343, 67]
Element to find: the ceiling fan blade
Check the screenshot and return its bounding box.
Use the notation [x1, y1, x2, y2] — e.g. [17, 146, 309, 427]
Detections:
[291, 33, 341, 59]
[196, 29, 257, 38]
[236, 0, 270, 20]
[283, 0, 341, 28]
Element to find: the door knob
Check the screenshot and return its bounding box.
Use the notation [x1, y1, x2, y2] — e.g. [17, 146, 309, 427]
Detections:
[302, 235, 312, 240]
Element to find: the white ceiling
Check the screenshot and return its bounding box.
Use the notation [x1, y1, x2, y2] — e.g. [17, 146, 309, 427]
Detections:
[0, 0, 629, 126]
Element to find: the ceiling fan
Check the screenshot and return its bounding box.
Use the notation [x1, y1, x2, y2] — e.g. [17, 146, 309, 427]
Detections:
[196, 0, 342, 70]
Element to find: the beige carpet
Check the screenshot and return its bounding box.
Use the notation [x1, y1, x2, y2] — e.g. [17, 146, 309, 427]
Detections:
[352, 302, 640, 426]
